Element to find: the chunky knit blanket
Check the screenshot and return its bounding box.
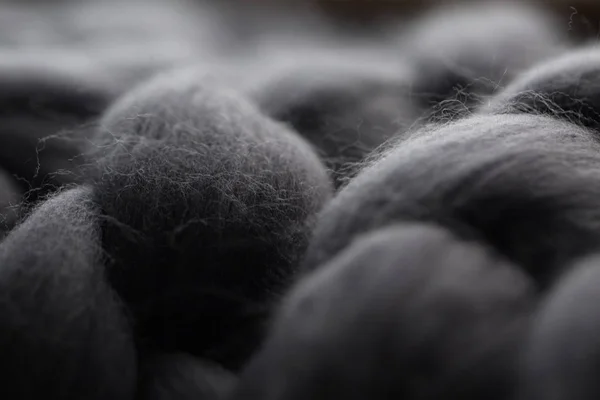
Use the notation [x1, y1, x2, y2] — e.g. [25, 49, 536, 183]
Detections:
[0, 1, 595, 399]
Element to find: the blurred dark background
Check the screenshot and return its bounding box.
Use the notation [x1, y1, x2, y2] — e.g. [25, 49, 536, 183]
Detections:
[2, 0, 598, 41]
[315, 0, 600, 41]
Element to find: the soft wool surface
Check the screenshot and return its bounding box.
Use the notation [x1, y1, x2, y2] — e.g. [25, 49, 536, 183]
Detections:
[303, 114, 600, 288]
[246, 60, 419, 186]
[519, 254, 600, 400]
[484, 46, 600, 129]
[85, 68, 333, 370]
[401, 2, 565, 120]
[0, 187, 136, 399]
[232, 224, 534, 400]
[2, 1, 600, 399]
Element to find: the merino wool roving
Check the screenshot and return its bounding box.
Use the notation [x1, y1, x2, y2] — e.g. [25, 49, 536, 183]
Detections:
[401, 2, 564, 119]
[85, 68, 333, 369]
[484, 46, 600, 131]
[232, 224, 534, 400]
[0, 187, 137, 399]
[519, 255, 600, 400]
[303, 114, 600, 288]
[1, 1, 600, 398]
[247, 60, 418, 186]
